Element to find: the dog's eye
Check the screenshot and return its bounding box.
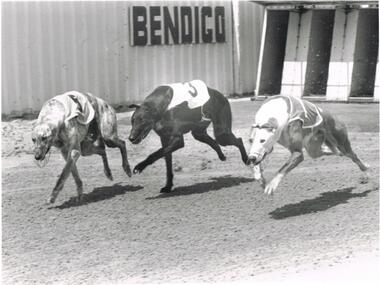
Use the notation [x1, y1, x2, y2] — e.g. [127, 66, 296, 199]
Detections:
[260, 139, 265, 143]
[41, 136, 47, 141]
[32, 138, 36, 143]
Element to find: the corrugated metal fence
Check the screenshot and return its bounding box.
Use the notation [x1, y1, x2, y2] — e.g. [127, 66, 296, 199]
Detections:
[3, 0, 261, 115]
[236, 1, 264, 95]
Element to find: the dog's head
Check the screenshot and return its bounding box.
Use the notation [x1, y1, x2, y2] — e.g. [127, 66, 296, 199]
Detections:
[31, 123, 54, 161]
[247, 117, 281, 165]
[128, 104, 157, 144]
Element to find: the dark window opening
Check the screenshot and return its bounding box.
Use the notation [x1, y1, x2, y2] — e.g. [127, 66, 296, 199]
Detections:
[350, 9, 379, 97]
[303, 10, 335, 96]
[258, 10, 289, 95]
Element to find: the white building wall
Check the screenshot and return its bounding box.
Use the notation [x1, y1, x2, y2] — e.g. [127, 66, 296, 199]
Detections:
[235, 1, 265, 95]
[2, 1, 252, 115]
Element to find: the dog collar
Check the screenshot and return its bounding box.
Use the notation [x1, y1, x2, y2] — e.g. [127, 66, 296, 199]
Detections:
[251, 124, 273, 129]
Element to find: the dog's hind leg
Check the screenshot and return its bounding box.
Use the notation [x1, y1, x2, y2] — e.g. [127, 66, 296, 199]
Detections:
[98, 104, 132, 177]
[207, 96, 248, 164]
[212, 105, 248, 164]
[99, 148, 113, 181]
[81, 140, 114, 181]
[192, 127, 226, 161]
[305, 130, 335, 158]
[338, 137, 369, 171]
[330, 121, 369, 172]
[336, 132, 369, 184]
[104, 138, 132, 177]
[215, 133, 248, 164]
[323, 138, 341, 156]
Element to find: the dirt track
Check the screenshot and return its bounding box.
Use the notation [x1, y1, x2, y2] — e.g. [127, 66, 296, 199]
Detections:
[2, 100, 379, 284]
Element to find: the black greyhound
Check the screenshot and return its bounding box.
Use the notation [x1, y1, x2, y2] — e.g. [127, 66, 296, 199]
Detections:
[128, 84, 248, 193]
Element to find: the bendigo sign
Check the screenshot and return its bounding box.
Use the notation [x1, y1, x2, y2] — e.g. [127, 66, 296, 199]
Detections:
[129, 6, 226, 46]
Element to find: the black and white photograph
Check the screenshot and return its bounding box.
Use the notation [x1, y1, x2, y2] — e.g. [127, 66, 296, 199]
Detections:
[1, 0, 379, 283]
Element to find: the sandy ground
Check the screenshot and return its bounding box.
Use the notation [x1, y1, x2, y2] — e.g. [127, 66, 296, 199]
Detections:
[2, 100, 379, 284]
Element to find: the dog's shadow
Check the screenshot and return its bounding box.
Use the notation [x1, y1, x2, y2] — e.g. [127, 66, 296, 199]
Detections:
[50, 183, 143, 210]
[146, 176, 255, 200]
[269, 186, 378, 220]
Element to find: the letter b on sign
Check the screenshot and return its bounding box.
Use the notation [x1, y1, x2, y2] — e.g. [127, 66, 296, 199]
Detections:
[132, 6, 147, 46]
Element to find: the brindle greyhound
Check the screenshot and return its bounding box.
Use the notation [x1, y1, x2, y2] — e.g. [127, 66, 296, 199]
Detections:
[128, 84, 248, 193]
[32, 91, 131, 204]
[247, 95, 369, 195]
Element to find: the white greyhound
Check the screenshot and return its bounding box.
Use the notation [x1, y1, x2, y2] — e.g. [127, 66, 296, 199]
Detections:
[247, 95, 369, 195]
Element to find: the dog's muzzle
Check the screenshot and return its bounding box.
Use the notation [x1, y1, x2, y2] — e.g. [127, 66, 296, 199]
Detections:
[35, 154, 43, 160]
[34, 149, 44, 160]
[129, 126, 152, 144]
[129, 134, 141, 144]
[247, 156, 257, 165]
[247, 151, 269, 165]
[34, 146, 50, 161]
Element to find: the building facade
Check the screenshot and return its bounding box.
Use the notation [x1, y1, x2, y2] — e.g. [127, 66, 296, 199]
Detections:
[254, 0, 379, 101]
[1, 1, 263, 116]
[1, 1, 378, 116]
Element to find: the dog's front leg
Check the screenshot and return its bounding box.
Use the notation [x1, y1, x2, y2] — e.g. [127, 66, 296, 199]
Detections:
[49, 147, 81, 204]
[70, 164, 83, 202]
[265, 121, 304, 195]
[251, 164, 266, 189]
[265, 151, 303, 195]
[160, 136, 174, 193]
[133, 135, 184, 175]
[61, 149, 83, 202]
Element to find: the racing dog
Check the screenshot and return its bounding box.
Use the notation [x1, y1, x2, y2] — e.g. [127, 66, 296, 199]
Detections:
[247, 94, 369, 195]
[32, 91, 132, 204]
[128, 80, 248, 193]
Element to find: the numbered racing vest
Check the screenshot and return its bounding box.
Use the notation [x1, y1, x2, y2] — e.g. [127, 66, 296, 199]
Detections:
[165, 80, 210, 110]
[52, 91, 95, 125]
[285, 95, 323, 128]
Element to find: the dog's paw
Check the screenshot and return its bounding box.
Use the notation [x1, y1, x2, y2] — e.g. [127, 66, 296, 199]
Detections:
[46, 196, 56, 205]
[362, 163, 370, 172]
[264, 181, 281, 195]
[160, 185, 172, 193]
[133, 162, 147, 174]
[123, 164, 132, 177]
[104, 169, 113, 181]
[359, 173, 370, 184]
[75, 194, 84, 203]
[264, 184, 275, 195]
[259, 178, 266, 189]
[251, 165, 262, 180]
[264, 176, 282, 195]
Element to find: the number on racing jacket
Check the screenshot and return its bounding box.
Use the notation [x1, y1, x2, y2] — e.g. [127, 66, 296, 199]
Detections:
[187, 82, 198, 98]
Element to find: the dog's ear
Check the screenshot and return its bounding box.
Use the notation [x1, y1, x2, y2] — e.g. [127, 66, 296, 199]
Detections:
[267, 117, 279, 129]
[128, 104, 140, 109]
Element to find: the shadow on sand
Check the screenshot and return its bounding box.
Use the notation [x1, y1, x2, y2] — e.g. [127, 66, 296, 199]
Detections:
[269, 186, 378, 220]
[50, 183, 143, 209]
[146, 176, 255, 200]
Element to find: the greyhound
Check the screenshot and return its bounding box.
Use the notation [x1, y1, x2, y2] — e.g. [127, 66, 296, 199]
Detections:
[32, 91, 131, 204]
[128, 80, 248, 193]
[247, 95, 369, 195]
